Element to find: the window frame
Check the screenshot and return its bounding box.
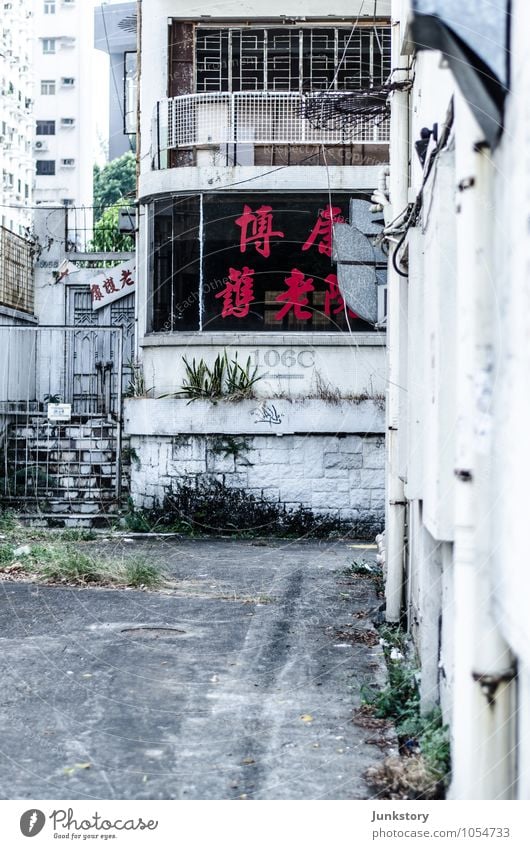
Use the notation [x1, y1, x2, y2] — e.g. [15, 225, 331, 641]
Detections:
[36, 160, 56, 176]
[36, 119, 56, 136]
[44, 1, 56, 13]
[40, 79, 56, 95]
[148, 192, 385, 334]
[42, 38, 56, 54]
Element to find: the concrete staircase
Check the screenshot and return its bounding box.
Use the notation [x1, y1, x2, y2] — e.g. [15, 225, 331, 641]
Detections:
[1, 416, 129, 527]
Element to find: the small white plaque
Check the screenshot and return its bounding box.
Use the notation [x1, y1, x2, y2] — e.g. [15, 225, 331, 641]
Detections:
[47, 403, 72, 421]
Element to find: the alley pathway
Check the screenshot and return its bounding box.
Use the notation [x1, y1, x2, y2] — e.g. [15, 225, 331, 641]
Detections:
[0, 538, 391, 799]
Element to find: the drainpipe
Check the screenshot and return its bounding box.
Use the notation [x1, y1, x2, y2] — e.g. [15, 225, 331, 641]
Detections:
[385, 16, 410, 622]
[450, 93, 516, 799]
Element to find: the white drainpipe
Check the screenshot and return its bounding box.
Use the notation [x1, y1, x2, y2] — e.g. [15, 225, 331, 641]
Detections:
[385, 21, 409, 622]
[450, 93, 516, 799]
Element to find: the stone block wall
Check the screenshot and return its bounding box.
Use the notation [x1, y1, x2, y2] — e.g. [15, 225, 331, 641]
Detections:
[128, 433, 385, 534]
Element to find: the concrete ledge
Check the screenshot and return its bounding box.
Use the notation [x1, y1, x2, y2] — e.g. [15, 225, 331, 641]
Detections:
[140, 331, 386, 348]
[124, 397, 385, 437]
[139, 165, 386, 200]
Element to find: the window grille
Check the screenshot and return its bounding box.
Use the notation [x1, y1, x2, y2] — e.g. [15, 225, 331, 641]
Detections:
[195, 26, 391, 94]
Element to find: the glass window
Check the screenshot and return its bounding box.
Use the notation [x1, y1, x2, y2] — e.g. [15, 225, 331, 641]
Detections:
[41, 80, 56, 95]
[44, 2, 56, 13]
[124, 52, 137, 135]
[42, 38, 56, 54]
[36, 160, 56, 176]
[36, 120, 55, 135]
[149, 193, 383, 333]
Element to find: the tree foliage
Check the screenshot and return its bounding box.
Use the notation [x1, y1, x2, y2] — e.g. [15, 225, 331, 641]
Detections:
[93, 152, 136, 221]
[90, 202, 134, 252]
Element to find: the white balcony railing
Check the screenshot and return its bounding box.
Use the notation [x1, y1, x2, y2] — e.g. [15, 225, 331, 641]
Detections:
[156, 91, 389, 157]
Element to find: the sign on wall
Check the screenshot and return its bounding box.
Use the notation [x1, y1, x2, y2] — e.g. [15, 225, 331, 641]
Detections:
[48, 403, 72, 421]
[90, 261, 136, 310]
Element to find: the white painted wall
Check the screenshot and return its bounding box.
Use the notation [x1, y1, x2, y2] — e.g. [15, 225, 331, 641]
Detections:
[387, 0, 530, 800]
[0, 0, 34, 235]
[32, 0, 94, 219]
[140, 334, 386, 399]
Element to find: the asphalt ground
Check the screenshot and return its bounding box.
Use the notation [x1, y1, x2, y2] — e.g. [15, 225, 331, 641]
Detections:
[0, 537, 392, 800]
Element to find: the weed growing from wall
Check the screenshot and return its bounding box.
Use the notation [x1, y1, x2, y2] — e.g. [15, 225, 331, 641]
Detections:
[124, 478, 380, 538]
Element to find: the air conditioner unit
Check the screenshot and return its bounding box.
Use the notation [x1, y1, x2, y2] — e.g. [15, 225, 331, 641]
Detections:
[34, 140, 48, 151]
[61, 158, 75, 167]
[61, 117, 75, 127]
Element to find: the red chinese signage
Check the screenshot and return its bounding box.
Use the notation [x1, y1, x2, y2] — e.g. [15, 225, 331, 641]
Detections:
[209, 201, 354, 327]
[90, 261, 136, 310]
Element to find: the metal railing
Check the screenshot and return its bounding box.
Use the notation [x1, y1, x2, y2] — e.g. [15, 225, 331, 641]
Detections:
[157, 91, 389, 157]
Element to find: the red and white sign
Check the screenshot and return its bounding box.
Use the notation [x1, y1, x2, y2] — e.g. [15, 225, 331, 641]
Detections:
[90, 261, 136, 310]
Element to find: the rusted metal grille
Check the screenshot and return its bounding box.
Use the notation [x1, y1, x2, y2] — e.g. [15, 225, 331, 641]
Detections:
[0, 227, 34, 314]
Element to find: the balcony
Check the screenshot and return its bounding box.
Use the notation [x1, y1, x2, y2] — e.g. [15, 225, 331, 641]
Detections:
[154, 91, 389, 169]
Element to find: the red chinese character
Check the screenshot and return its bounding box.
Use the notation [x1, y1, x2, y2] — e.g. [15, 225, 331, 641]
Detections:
[215, 266, 255, 318]
[103, 276, 117, 295]
[120, 268, 134, 288]
[275, 269, 314, 321]
[302, 205, 344, 257]
[324, 273, 358, 318]
[91, 284, 103, 302]
[235, 204, 284, 258]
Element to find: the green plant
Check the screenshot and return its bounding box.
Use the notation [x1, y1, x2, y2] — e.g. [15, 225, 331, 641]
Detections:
[9, 541, 165, 589]
[180, 351, 261, 403]
[93, 152, 136, 221]
[0, 510, 18, 535]
[225, 354, 261, 397]
[125, 556, 164, 588]
[0, 543, 14, 564]
[58, 529, 97, 542]
[121, 445, 141, 470]
[362, 625, 451, 790]
[124, 361, 151, 398]
[43, 393, 62, 404]
[89, 202, 134, 252]
[209, 436, 253, 465]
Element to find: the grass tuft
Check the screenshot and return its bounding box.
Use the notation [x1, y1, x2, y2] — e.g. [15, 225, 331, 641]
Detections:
[0, 540, 165, 590]
[124, 556, 164, 588]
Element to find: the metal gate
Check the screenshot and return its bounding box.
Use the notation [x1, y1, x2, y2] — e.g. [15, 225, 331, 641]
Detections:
[0, 324, 124, 523]
[67, 286, 135, 400]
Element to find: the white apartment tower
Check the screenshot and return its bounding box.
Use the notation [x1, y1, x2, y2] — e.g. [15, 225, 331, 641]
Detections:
[0, 0, 33, 235]
[32, 0, 93, 221]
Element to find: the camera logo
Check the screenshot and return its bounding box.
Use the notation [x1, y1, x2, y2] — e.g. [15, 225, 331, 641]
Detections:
[20, 810, 46, 838]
